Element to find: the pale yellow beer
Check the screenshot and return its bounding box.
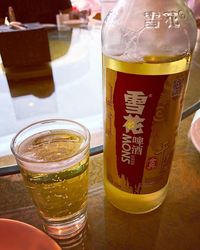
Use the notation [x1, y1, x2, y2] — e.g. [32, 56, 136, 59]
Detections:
[103, 55, 191, 213]
[18, 130, 89, 220]
[11, 119, 90, 239]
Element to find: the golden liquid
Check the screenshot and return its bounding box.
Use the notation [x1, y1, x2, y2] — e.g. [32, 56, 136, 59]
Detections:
[18, 130, 89, 220]
[103, 55, 190, 214]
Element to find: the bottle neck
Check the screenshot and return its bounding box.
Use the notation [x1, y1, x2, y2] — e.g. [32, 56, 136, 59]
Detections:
[116, 0, 186, 8]
[102, 0, 197, 61]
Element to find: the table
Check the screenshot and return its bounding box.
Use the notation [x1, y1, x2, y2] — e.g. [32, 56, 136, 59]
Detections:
[0, 24, 200, 250]
[0, 22, 103, 168]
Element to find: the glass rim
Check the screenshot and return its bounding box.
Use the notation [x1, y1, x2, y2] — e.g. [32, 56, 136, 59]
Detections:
[10, 119, 91, 164]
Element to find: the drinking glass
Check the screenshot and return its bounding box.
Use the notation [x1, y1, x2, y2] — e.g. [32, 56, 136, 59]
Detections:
[10, 119, 90, 239]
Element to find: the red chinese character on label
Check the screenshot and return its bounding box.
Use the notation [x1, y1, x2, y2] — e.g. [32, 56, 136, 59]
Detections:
[146, 157, 158, 170]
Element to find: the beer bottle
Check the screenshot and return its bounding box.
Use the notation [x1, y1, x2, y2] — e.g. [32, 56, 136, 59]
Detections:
[102, 0, 197, 213]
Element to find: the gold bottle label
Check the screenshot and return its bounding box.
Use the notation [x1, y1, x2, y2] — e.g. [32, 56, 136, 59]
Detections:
[103, 55, 190, 194]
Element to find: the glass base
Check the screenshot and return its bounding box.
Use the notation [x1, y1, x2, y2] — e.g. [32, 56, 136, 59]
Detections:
[56, 224, 88, 249]
[42, 210, 87, 239]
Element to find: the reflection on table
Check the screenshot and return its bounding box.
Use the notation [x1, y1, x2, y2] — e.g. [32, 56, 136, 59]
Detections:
[0, 24, 103, 162]
[6, 64, 55, 120]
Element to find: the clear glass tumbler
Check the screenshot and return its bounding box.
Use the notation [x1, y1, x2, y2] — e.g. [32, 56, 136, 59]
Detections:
[10, 119, 90, 239]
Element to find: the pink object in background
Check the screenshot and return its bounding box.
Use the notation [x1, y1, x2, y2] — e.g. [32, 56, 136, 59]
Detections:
[72, 0, 101, 13]
[187, 0, 200, 27]
[189, 109, 200, 153]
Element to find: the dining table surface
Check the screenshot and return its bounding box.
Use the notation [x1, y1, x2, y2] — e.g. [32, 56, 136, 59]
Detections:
[0, 21, 200, 250]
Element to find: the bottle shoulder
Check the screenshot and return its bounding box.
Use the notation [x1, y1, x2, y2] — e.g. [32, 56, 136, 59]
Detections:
[102, 1, 197, 62]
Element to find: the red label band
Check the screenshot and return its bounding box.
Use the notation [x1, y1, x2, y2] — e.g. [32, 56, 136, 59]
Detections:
[113, 72, 167, 193]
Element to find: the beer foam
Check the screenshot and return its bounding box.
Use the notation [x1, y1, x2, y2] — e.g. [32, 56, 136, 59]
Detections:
[16, 130, 89, 173]
[19, 150, 88, 173]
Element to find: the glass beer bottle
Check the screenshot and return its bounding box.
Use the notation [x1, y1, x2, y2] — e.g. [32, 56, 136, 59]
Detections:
[102, 0, 197, 213]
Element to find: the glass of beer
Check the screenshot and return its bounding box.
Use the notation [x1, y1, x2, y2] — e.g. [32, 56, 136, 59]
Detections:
[10, 119, 90, 239]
